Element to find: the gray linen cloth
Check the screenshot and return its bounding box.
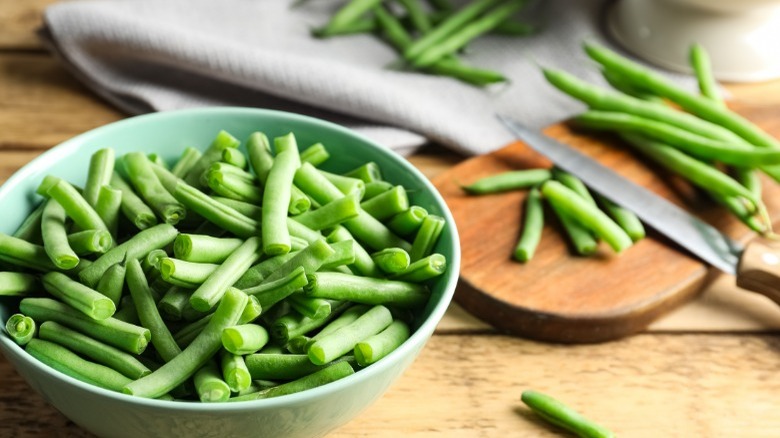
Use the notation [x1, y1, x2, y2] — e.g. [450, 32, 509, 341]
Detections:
[41, 0, 690, 156]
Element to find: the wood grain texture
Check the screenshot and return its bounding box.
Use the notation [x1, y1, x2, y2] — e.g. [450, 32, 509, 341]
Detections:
[4, 334, 780, 437]
[434, 112, 780, 343]
[0, 0, 61, 51]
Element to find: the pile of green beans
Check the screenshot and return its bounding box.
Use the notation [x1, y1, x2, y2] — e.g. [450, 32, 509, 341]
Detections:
[310, 0, 534, 86]
[545, 42, 774, 234]
[462, 167, 644, 261]
[1, 129, 448, 402]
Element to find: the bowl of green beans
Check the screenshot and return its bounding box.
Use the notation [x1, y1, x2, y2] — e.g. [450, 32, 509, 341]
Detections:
[0, 107, 459, 438]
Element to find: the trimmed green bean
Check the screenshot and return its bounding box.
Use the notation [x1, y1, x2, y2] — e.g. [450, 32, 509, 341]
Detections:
[94, 185, 123, 237]
[194, 360, 231, 402]
[308, 304, 392, 365]
[462, 169, 551, 195]
[363, 180, 393, 200]
[221, 147, 248, 169]
[521, 390, 615, 438]
[245, 353, 328, 381]
[542, 181, 632, 253]
[67, 229, 112, 255]
[26, 338, 132, 392]
[44, 178, 110, 234]
[387, 206, 429, 237]
[42, 198, 80, 270]
[158, 286, 191, 321]
[320, 170, 365, 198]
[160, 258, 219, 288]
[109, 172, 158, 230]
[300, 143, 330, 167]
[354, 320, 409, 366]
[360, 185, 409, 220]
[78, 223, 179, 287]
[39, 321, 151, 380]
[122, 152, 186, 224]
[126, 259, 181, 362]
[344, 161, 382, 183]
[20, 297, 149, 354]
[319, 0, 382, 37]
[514, 187, 544, 262]
[171, 147, 203, 178]
[292, 193, 360, 231]
[409, 214, 445, 261]
[271, 301, 353, 343]
[262, 133, 301, 255]
[148, 153, 168, 169]
[211, 196, 323, 243]
[124, 287, 248, 398]
[189, 237, 262, 312]
[594, 194, 645, 242]
[243, 266, 308, 311]
[5, 313, 36, 345]
[42, 272, 115, 320]
[246, 132, 274, 184]
[221, 350, 252, 393]
[289, 186, 312, 216]
[321, 239, 357, 270]
[263, 239, 335, 283]
[392, 253, 446, 282]
[83, 148, 115, 208]
[207, 171, 263, 204]
[234, 361, 354, 401]
[183, 130, 241, 189]
[13, 201, 45, 243]
[0, 272, 38, 297]
[96, 262, 126, 307]
[304, 272, 429, 308]
[222, 323, 269, 355]
[234, 252, 298, 289]
[0, 233, 59, 272]
[173, 182, 257, 238]
[288, 295, 332, 320]
[113, 295, 139, 325]
[372, 248, 411, 274]
[174, 234, 243, 264]
[326, 225, 382, 277]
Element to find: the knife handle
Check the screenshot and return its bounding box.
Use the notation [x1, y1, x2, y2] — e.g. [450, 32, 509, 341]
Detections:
[736, 239, 780, 305]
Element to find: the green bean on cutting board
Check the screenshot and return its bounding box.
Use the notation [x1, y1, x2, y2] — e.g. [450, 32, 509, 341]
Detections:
[2, 127, 448, 405]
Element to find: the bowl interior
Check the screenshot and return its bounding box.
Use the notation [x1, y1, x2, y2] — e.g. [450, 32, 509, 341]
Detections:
[0, 107, 460, 414]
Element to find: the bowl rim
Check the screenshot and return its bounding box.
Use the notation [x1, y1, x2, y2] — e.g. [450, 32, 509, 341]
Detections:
[0, 106, 461, 410]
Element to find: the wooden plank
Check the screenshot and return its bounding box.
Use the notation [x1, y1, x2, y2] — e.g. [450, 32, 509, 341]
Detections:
[3, 334, 780, 437]
[0, 0, 62, 51]
[0, 53, 123, 149]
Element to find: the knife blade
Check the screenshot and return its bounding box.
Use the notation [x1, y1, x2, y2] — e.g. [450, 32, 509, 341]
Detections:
[497, 114, 744, 274]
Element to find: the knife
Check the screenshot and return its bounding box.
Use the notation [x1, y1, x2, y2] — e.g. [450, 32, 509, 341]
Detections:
[498, 115, 780, 304]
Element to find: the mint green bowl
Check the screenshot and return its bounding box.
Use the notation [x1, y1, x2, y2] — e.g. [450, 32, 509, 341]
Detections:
[0, 107, 460, 438]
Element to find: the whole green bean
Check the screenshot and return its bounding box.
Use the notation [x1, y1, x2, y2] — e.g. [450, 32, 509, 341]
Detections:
[83, 148, 116, 208]
[0, 272, 38, 297]
[220, 350, 252, 393]
[39, 321, 151, 380]
[41, 198, 80, 269]
[20, 297, 150, 354]
[549, 201, 598, 256]
[122, 152, 186, 224]
[462, 169, 552, 194]
[6, 313, 36, 345]
[67, 229, 113, 255]
[124, 287, 248, 398]
[182, 130, 241, 188]
[189, 237, 262, 312]
[319, 0, 382, 36]
[194, 360, 231, 402]
[171, 147, 203, 178]
[354, 320, 409, 366]
[109, 172, 158, 230]
[292, 193, 361, 231]
[94, 185, 123, 237]
[552, 169, 596, 206]
[43, 272, 116, 320]
[308, 304, 392, 365]
[304, 272, 429, 308]
[521, 390, 615, 438]
[514, 187, 544, 262]
[26, 338, 133, 392]
[262, 133, 301, 255]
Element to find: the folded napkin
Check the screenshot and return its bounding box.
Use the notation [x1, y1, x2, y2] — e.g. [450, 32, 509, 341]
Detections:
[41, 0, 692, 156]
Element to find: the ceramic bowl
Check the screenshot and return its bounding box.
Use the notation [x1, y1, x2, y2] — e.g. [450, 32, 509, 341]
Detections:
[0, 107, 460, 438]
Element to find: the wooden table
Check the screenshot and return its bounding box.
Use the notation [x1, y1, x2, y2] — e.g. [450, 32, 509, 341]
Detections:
[2, 2, 780, 436]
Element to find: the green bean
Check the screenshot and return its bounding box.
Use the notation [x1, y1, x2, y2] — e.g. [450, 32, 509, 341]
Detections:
[0, 272, 38, 297]
[222, 323, 269, 355]
[220, 350, 252, 393]
[308, 304, 392, 365]
[148, 153, 168, 169]
[39, 321, 151, 380]
[20, 297, 149, 354]
[173, 182, 258, 238]
[319, 0, 382, 37]
[542, 181, 632, 253]
[189, 237, 262, 312]
[270, 301, 353, 343]
[126, 259, 182, 361]
[122, 152, 187, 224]
[6, 313, 36, 345]
[372, 247, 411, 274]
[404, 0, 503, 60]
[194, 360, 231, 402]
[96, 262, 126, 307]
[583, 42, 780, 151]
[262, 133, 301, 255]
[109, 172, 158, 230]
[409, 214, 445, 262]
[174, 234, 243, 264]
[43, 272, 115, 320]
[319, 171, 365, 198]
[289, 186, 312, 216]
[552, 169, 596, 206]
[620, 133, 760, 204]
[712, 193, 768, 234]
[171, 147, 203, 178]
[26, 338, 133, 392]
[387, 206, 429, 237]
[0, 233, 60, 272]
[288, 295, 333, 320]
[360, 185, 409, 221]
[246, 132, 274, 184]
[83, 148, 115, 208]
[326, 225, 382, 277]
[575, 111, 780, 167]
[398, 0, 433, 33]
[113, 295, 139, 325]
[513, 187, 544, 262]
[321, 240, 357, 270]
[13, 201, 45, 243]
[263, 238, 335, 283]
[233, 252, 298, 289]
[292, 193, 361, 231]
[689, 44, 722, 105]
[412, 0, 525, 67]
[67, 230, 112, 255]
[548, 201, 598, 256]
[594, 194, 645, 242]
[221, 147, 248, 169]
[94, 185, 123, 237]
[392, 253, 446, 282]
[78, 223, 179, 287]
[243, 266, 308, 311]
[313, 16, 377, 37]
[300, 142, 330, 167]
[43, 178, 110, 234]
[304, 272, 429, 308]
[344, 162, 382, 183]
[354, 320, 409, 366]
[160, 258, 219, 288]
[363, 180, 393, 200]
[290, 235, 311, 251]
[601, 69, 659, 102]
[462, 169, 552, 194]
[737, 167, 762, 197]
[303, 304, 369, 349]
[124, 287, 247, 398]
[294, 162, 347, 205]
[41, 198, 80, 270]
[521, 390, 615, 438]
[183, 130, 241, 189]
[207, 171, 263, 204]
[157, 286, 191, 321]
[245, 353, 328, 381]
[234, 361, 354, 401]
[211, 196, 323, 243]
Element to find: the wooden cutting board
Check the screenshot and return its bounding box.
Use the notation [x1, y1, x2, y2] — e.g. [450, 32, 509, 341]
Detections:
[432, 117, 780, 344]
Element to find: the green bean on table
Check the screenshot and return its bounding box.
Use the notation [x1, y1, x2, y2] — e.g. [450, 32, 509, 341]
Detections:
[521, 389, 615, 438]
